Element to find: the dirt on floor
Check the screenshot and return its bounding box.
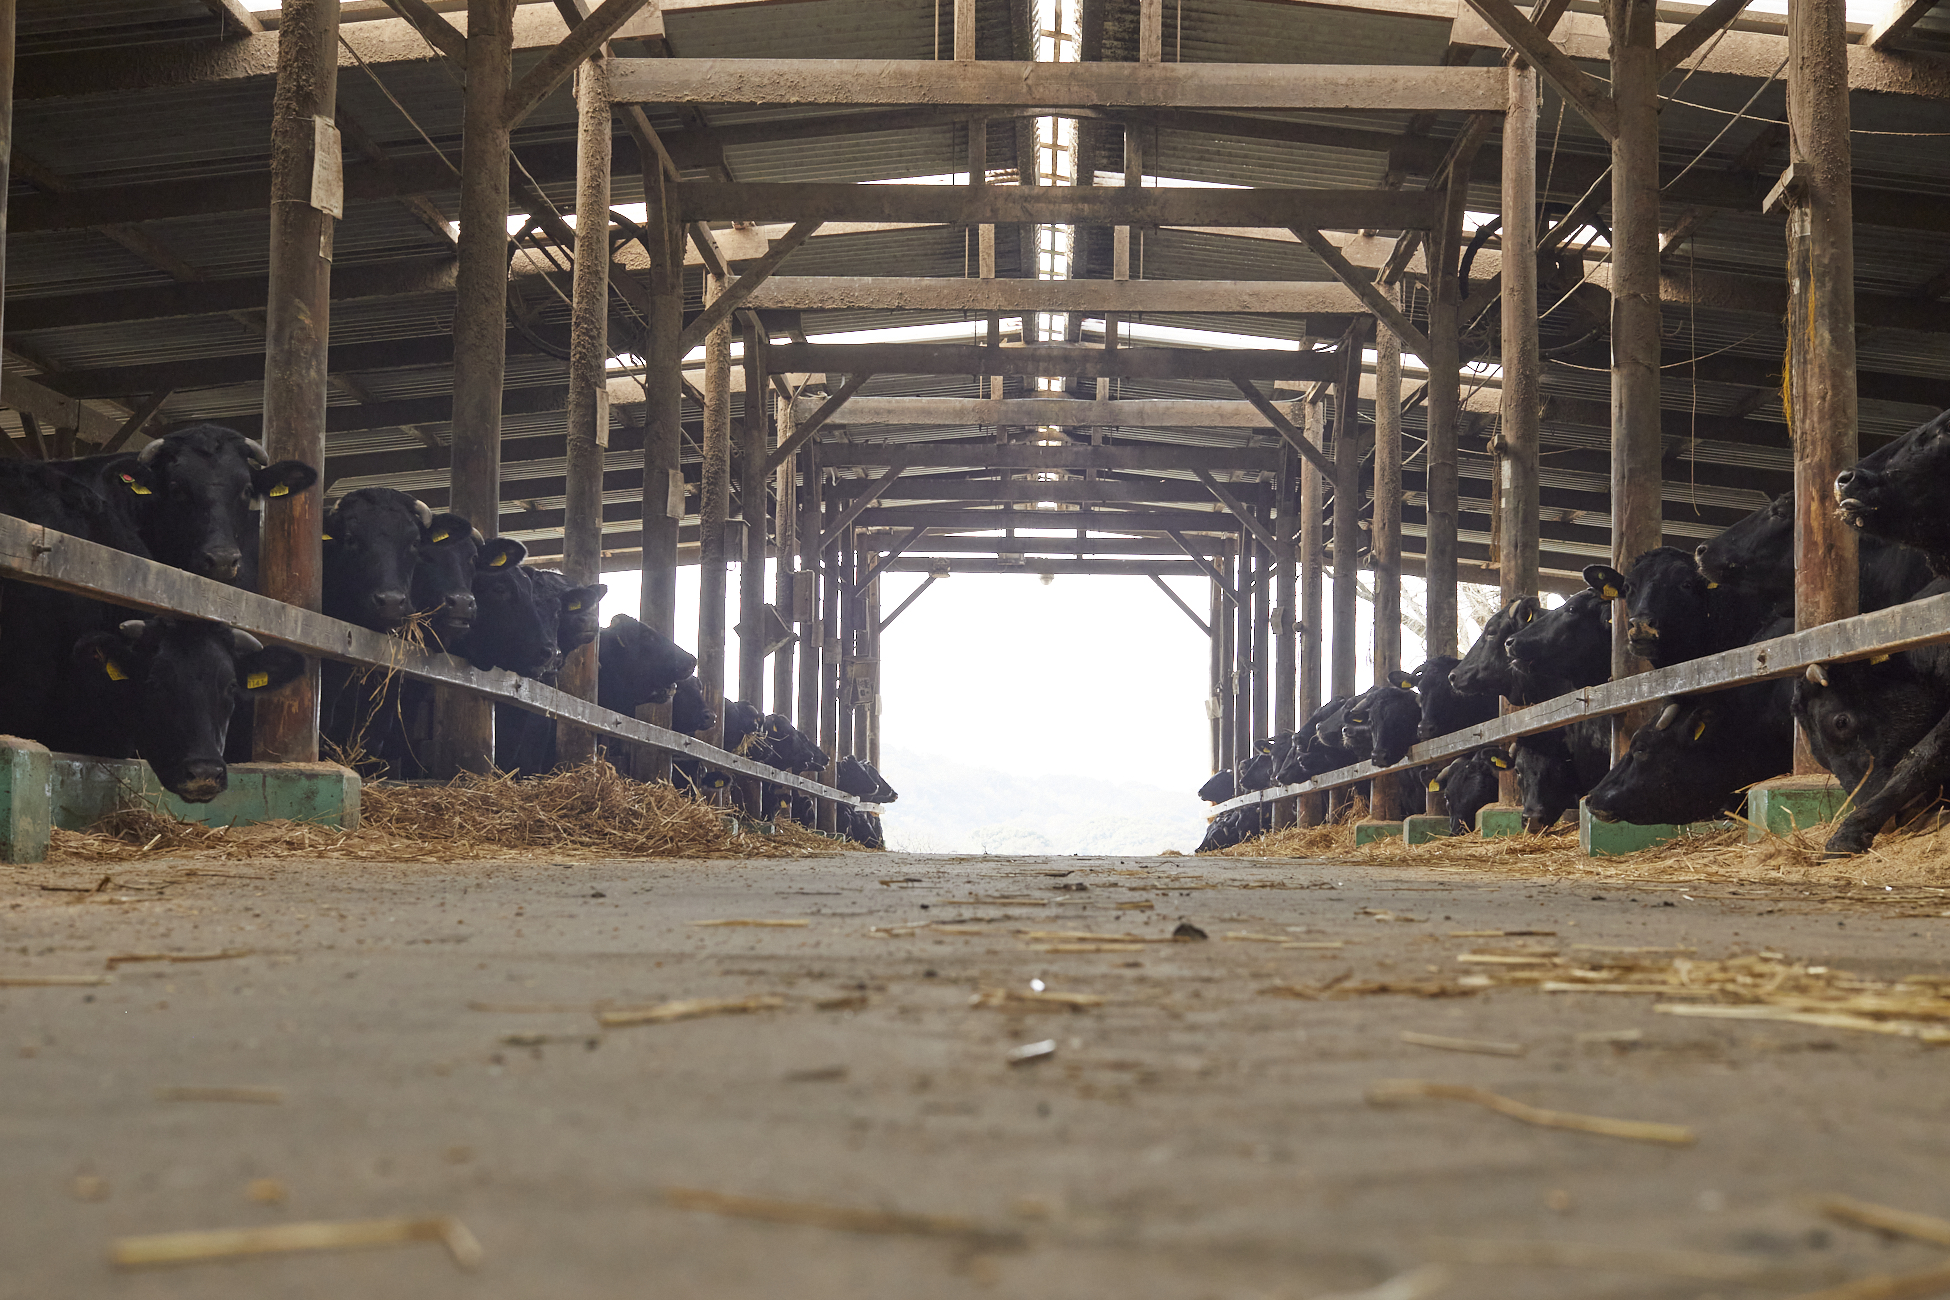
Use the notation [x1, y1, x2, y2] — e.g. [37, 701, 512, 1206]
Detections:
[3, 835, 1949, 1299]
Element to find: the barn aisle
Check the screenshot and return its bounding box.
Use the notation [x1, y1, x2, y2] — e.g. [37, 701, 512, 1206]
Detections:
[4, 850, 1947, 1298]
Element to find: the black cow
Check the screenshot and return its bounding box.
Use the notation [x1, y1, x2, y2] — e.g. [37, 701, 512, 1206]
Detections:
[1431, 748, 1511, 836]
[1512, 723, 1613, 832]
[1196, 805, 1268, 852]
[71, 620, 303, 802]
[1449, 598, 1543, 699]
[1504, 589, 1611, 700]
[1587, 675, 1795, 829]
[1698, 491, 1933, 614]
[323, 490, 508, 633]
[79, 423, 315, 584]
[1794, 639, 1950, 857]
[528, 569, 609, 660]
[461, 550, 555, 678]
[596, 615, 699, 718]
[840, 807, 886, 849]
[836, 756, 897, 802]
[1414, 656, 1499, 739]
[1197, 769, 1236, 803]
[1834, 408, 1950, 571]
[1583, 548, 1774, 670]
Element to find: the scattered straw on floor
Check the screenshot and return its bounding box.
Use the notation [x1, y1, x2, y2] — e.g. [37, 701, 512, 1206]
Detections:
[1213, 815, 1950, 889]
[47, 762, 845, 863]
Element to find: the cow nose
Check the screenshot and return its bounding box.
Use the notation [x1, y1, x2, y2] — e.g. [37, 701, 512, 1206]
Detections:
[201, 546, 242, 580]
[1834, 467, 1858, 495]
[1628, 617, 1659, 638]
[176, 761, 228, 803]
[369, 590, 410, 624]
[446, 593, 477, 623]
[1693, 542, 1708, 562]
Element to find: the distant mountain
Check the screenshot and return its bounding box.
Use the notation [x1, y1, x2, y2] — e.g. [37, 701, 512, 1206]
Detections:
[876, 747, 1211, 855]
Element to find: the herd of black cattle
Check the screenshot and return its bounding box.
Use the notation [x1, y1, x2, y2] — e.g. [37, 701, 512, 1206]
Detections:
[1200, 407, 1950, 860]
[0, 422, 893, 847]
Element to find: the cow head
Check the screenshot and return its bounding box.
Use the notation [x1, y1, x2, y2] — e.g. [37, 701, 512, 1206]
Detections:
[323, 489, 442, 632]
[670, 676, 715, 735]
[1696, 492, 1792, 595]
[1585, 699, 1737, 827]
[1585, 548, 1713, 668]
[723, 700, 764, 754]
[1794, 657, 1946, 820]
[555, 583, 607, 655]
[74, 620, 303, 803]
[1512, 732, 1585, 833]
[596, 615, 699, 714]
[120, 425, 316, 583]
[1450, 597, 1540, 698]
[1835, 408, 1950, 565]
[836, 755, 880, 799]
[1432, 747, 1508, 836]
[409, 514, 484, 647]
[1505, 589, 1612, 700]
[1197, 769, 1236, 803]
[464, 545, 561, 678]
[1367, 673, 1422, 766]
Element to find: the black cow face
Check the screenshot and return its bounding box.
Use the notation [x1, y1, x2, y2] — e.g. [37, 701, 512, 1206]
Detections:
[409, 514, 483, 647]
[761, 715, 825, 772]
[1585, 548, 1715, 668]
[1433, 748, 1508, 836]
[1697, 492, 1793, 595]
[836, 756, 881, 799]
[1236, 748, 1277, 792]
[324, 489, 437, 632]
[723, 701, 764, 754]
[126, 424, 315, 583]
[465, 549, 559, 678]
[1585, 701, 1739, 827]
[860, 760, 898, 802]
[597, 615, 699, 715]
[1367, 679, 1422, 766]
[1834, 408, 1950, 564]
[670, 676, 715, 735]
[1514, 732, 1585, 832]
[1450, 597, 1539, 698]
[1505, 589, 1612, 699]
[1197, 770, 1236, 803]
[74, 620, 303, 803]
[1794, 657, 1947, 822]
[556, 583, 607, 654]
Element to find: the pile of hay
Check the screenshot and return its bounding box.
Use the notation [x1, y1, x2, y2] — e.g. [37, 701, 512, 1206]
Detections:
[1215, 813, 1950, 889]
[49, 761, 847, 863]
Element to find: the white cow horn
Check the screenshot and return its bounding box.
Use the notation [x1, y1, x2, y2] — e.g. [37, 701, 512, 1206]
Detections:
[230, 629, 263, 654]
[1654, 702, 1681, 730]
[242, 438, 269, 466]
[471, 527, 485, 545]
[119, 619, 148, 639]
[136, 439, 164, 464]
[1806, 663, 1831, 687]
[411, 498, 435, 529]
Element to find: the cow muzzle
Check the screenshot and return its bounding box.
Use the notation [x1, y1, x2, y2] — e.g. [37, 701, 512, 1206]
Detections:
[1626, 618, 1660, 654]
[199, 546, 243, 582]
[172, 761, 229, 804]
[1834, 467, 1876, 527]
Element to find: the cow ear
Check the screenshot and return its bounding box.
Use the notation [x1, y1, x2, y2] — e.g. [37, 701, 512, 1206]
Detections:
[477, 538, 525, 570]
[1488, 752, 1511, 769]
[74, 632, 140, 683]
[1690, 714, 1710, 744]
[113, 462, 158, 497]
[252, 461, 317, 499]
[1426, 777, 1442, 792]
[424, 512, 471, 546]
[1582, 564, 1625, 601]
[1388, 669, 1413, 689]
[564, 583, 607, 612]
[235, 646, 305, 695]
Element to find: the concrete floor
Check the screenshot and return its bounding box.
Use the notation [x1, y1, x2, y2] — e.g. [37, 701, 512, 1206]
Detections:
[4, 848, 1949, 1299]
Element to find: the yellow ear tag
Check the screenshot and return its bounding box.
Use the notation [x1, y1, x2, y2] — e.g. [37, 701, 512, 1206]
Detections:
[1705, 580, 1717, 589]
[1427, 778, 1441, 792]
[490, 552, 510, 567]
[567, 601, 582, 611]
[1601, 585, 1620, 600]
[1490, 754, 1509, 769]
[246, 671, 270, 690]
[1692, 721, 1707, 742]
[321, 532, 334, 541]
[1871, 653, 1891, 664]
[120, 473, 152, 496]
[430, 531, 449, 544]
[268, 484, 290, 497]
[104, 659, 130, 683]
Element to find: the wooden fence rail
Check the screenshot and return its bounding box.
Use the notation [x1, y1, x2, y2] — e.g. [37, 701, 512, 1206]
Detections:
[0, 514, 868, 811]
[1210, 589, 1950, 816]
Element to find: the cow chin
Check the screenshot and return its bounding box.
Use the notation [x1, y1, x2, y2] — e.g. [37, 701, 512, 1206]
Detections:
[1586, 805, 1620, 823]
[168, 771, 228, 804]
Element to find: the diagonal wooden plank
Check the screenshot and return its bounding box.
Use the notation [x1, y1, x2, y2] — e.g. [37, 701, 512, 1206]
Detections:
[1657, 0, 1751, 73]
[819, 466, 905, 551]
[1459, 0, 1617, 141]
[1290, 226, 1432, 363]
[766, 373, 870, 474]
[879, 571, 944, 632]
[1195, 470, 1284, 553]
[101, 390, 173, 454]
[377, 0, 467, 62]
[1166, 529, 1242, 605]
[1229, 378, 1336, 479]
[1149, 572, 1210, 635]
[849, 525, 928, 595]
[1864, 0, 1940, 49]
[505, 0, 653, 129]
[676, 220, 821, 355]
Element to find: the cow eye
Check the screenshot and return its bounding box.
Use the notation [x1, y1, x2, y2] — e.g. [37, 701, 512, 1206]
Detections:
[1831, 713, 1854, 735]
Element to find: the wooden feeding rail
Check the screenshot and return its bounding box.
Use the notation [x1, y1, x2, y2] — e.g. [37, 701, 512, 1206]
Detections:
[0, 513, 872, 819]
[1208, 591, 1950, 818]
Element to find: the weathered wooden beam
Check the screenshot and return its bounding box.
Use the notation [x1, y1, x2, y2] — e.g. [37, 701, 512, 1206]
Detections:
[1658, 0, 1751, 73]
[856, 505, 1235, 534]
[1862, 0, 1938, 49]
[767, 343, 1337, 383]
[1458, 0, 1616, 139]
[1288, 226, 1431, 362]
[1149, 572, 1210, 636]
[674, 219, 819, 354]
[742, 275, 1363, 314]
[504, 0, 650, 128]
[0, 514, 866, 807]
[1228, 378, 1337, 478]
[376, 0, 466, 61]
[607, 58, 1506, 112]
[824, 477, 1262, 507]
[821, 442, 1279, 473]
[800, 395, 1306, 432]
[849, 525, 927, 595]
[1166, 530, 1243, 605]
[1194, 470, 1284, 554]
[884, 534, 1228, 557]
[764, 371, 867, 473]
[818, 466, 904, 550]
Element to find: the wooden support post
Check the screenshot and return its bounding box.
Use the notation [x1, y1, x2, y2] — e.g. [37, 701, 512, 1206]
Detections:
[1234, 530, 1254, 761]
[1424, 179, 1465, 661]
[737, 317, 769, 710]
[865, 572, 881, 768]
[1274, 448, 1298, 738]
[436, 0, 514, 775]
[1300, 399, 1326, 719]
[796, 441, 822, 747]
[836, 526, 855, 760]
[253, 0, 337, 764]
[1218, 539, 1236, 775]
[1251, 526, 1270, 745]
[557, 57, 611, 769]
[1331, 321, 1364, 702]
[1373, 290, 1404, 677]
[1608, 0, 1663, 752]
[1208, 570, 1224, 774]
[1499, 63, 1542, 606]
[1787, 0, 1860, 774]
[771, 393, 796, 718]
[0, 0, 11, 376]
[817, 495, 841, 832]
[639, 122, 683, 648]
[847, 528, 868, 759]
[697, 272, 731, 748]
